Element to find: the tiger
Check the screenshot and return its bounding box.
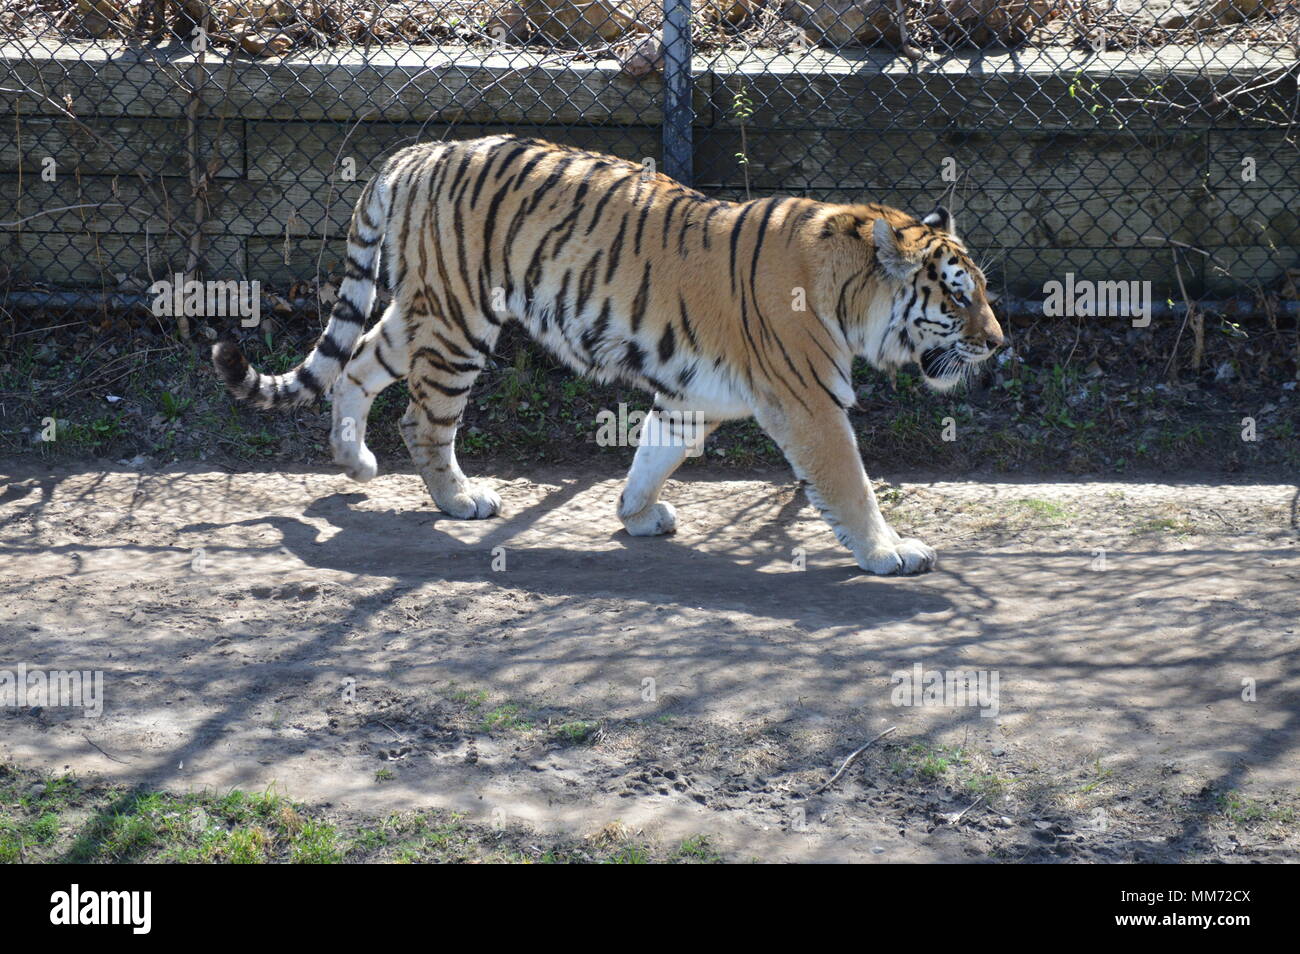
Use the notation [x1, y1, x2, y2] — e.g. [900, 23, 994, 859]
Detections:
[213, 134, 1003, 575]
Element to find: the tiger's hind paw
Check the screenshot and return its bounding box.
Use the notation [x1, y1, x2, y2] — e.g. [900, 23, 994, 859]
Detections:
[337, 445, 378, 483]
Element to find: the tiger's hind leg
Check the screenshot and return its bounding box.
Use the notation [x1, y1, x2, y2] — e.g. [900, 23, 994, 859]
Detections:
[401, 314, 502, 520]
[618, 407, 718, 536]
[330, 302, 408, 482]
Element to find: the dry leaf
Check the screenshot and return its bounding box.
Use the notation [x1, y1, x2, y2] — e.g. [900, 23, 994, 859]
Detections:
[1160, 0, 1277, 30]
[523, 0, 650, 44]
[781, 0, 903, 46]
[928, 0, 1063, 46]
[618, 29, 664, 77]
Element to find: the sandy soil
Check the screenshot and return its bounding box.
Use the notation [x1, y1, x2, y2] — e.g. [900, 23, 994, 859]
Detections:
[1, 459, 1298, 862]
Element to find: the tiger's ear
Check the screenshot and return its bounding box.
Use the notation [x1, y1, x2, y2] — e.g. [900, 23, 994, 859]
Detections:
[871, 216, 923, 280]
[921, 206, 957, 237]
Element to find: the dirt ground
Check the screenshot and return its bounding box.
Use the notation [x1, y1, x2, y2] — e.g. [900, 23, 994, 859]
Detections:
[1, 458, 1298, 863]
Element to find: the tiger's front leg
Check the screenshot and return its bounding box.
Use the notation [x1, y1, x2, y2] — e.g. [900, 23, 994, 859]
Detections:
[755, 403, 935, 575]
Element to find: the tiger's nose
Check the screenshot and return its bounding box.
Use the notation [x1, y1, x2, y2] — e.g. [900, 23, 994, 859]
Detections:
[978, 306, 1004, 349]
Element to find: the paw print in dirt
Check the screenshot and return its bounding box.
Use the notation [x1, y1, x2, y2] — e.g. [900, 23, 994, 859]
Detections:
[617, 765, 708, 804]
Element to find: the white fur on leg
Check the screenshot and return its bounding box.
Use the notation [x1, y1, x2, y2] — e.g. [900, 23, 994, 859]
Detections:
[329, 305, 406, 483]
[331, 385, 377, 482]
[618, 424, 689, 535]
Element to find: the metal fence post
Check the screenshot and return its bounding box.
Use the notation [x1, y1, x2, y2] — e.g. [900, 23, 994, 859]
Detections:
[661, 0, 693, 186]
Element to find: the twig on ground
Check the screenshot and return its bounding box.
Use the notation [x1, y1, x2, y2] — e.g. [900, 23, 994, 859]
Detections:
[82, 734, 131, 764]
[943, 795, 984, 825]
[812, 725, 897, 795]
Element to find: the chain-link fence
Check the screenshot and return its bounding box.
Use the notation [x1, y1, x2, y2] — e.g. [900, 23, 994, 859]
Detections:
[1, 1, 1297, 323]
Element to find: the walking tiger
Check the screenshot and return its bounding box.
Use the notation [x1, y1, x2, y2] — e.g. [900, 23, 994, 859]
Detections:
[213, 135, 1003, 574]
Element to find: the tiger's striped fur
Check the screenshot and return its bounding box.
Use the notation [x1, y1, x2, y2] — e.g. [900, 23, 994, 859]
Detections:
[213, 134, 1003, 575]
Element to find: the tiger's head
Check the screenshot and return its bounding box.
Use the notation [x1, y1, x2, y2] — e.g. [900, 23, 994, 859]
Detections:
[832, 205, 1004, 392]
[873, 207, 1003, 390]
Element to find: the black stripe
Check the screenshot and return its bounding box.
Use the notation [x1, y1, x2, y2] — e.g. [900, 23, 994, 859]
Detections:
[629, 261, 652, 333]
[658, 322, 676, 363]
[632, 200, 653, 255]
[605, 213, 628, 282]
[297, 365, 322, 396]
[581, 299, 612, 355]
[331, 298, 365, 326]
[316, 335, 349, 362]
[807, 359, 846, 409]
[728, 203, 755, 297]
[584, 174, 623, 235]
[677, 295, 698, 348]
[421, 376, 471, 398]
[574, 249, 603, 318]
[469, 147, 501, 209]
[660, 193, 687, 249]
[375, 345, 402, 381]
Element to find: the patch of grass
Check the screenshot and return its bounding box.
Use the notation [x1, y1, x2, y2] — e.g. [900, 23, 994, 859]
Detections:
[0, 766, 338, 864]
[481, 703, 533, 734]
[58, 415, 127, 452]
[1217, 791, 1297, 829]
[448, 686, 488, 709]
[257, 331, 307, 375]
[1068, 757, 1117, 797]
[605, 843, 653, 864]
[1014, 498, 1070, 521]
[159, 390, 192, 422]
[671, 834, 722, 863]
[892, 743, 968, 783]
[7, 299, 1300, 475]
[552, 720, 600, 745]
[878, 485, 905, 504]
[291, 819, 344, 864]
[963, 773, 1010, 800]
[1131, 516, 1197, 535]
[1, 764, 725, 864]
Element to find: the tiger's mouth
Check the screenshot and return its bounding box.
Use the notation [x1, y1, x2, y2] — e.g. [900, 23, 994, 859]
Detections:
[917, 345, 993, 391]
[919, 346, 965, 382]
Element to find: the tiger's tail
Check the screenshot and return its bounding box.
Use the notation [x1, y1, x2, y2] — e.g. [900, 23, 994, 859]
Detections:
[211, 174, 390, 409]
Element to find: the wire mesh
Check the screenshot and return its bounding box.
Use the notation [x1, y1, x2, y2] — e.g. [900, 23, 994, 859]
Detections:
[0, 0, 1296, 318]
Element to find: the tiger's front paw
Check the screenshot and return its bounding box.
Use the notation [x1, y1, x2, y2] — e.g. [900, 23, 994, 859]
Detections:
[896, 537, 937, 573]
[621, 501, 677, 537]
[856, 538, 936, 575]
[438, 482, 502, 520]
